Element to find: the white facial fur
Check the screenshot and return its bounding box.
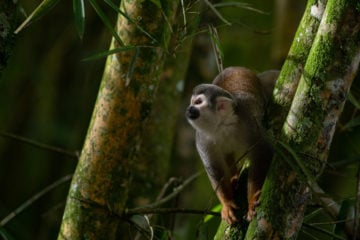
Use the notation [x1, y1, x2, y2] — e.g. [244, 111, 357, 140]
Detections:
[187, 93, 235, 137]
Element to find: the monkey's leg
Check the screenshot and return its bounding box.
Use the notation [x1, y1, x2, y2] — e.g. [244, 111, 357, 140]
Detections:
[247, 139, 273, 221]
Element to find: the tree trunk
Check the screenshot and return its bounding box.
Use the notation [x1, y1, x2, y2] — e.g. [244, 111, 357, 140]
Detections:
[246, 0, 360, 239]
[58, 1, 178, 239]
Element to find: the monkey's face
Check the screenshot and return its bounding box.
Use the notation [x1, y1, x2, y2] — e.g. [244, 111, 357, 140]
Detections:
[186, 84, 235, 135]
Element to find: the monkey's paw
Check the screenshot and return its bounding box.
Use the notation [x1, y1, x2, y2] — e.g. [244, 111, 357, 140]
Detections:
[221, 201, 239, 225]
[246, 190, 261, 221]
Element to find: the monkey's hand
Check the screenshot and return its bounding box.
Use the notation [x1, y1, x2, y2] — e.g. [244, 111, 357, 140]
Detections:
[221, 200, 239, 224]
[247, 190, 261, 221]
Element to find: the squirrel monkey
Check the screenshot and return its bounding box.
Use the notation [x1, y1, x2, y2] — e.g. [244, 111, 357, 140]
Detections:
[186, 67, 278, 224]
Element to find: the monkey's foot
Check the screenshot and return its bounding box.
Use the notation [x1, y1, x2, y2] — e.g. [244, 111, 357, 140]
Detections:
[221, 201, 239, 225]
[246, 190, 261, 221]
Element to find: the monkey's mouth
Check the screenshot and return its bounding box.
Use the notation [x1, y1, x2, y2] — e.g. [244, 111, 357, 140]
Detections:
[186, 106, 200, 120]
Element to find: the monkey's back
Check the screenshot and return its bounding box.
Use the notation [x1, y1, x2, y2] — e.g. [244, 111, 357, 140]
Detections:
[212, 66, 266, 123]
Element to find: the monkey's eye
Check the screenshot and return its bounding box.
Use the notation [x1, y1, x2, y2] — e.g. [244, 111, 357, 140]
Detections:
[194, 98, 202, 105]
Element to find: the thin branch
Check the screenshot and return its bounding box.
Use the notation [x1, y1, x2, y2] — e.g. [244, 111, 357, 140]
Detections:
[0, 174, 73, 226]
[203, 0, 231, 26]
[302, 223, 346, 240]
[70, 194, 220, 218]
[127, 171, 203, 212]
[0, 132, 78, 159]
[125, 207, 220, 217]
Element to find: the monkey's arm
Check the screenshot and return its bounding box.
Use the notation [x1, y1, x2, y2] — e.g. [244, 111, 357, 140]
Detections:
[195, 133, 239, 224]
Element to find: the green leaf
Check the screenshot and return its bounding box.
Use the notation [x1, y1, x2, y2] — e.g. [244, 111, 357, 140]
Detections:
[82, 45, 135, 61]
[126, 47, 139, 85]
[0, 227, 15, 240]
[204, 204, 221, 222]
[103, 0, 157, 43]
[348, 92, 360, 110]
[15, 0, 61, 34]
[203, 0, 231, 26]
[73, 0, 86, 39]
[89, 0, 124, 46]
[342, 116, 360, 131]
[334, 200, 351, 236]
[150, 0, 162, 8]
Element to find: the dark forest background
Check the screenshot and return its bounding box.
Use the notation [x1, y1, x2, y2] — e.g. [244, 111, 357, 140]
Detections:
[1, 0, 360, 239]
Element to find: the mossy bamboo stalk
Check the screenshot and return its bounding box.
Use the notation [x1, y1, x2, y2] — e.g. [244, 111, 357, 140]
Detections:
[58, 1, 178, 239]
[247, 0, 360, 238]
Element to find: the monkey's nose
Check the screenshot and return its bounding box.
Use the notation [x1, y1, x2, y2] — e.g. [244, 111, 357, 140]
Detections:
[186, 106, 200, 120]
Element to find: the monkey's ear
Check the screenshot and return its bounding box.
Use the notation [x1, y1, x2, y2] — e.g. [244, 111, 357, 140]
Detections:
[216, 97, 233, 115]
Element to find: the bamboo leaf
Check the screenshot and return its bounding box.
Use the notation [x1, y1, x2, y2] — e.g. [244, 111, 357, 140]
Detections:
[342, 116, 360, 131]
[204, 204, 221, 222]
[103, 0, 157, 43]
[213, 2, 268, 15]
[89, 0, 124, 46]
[334, 200, 351, 237]
[208, 25, 224, 73]
[277, 141, 318, 185]
[73, 0, 86, 39]
[348, 91, 360, 110]
[303, 223, 346, 240]
[203, 0, 231, 26]
[82, 45, 136, 61]
[126, 47, 139, 86]
[150, 0, 162, 9]
[0, 227, 15, 240]
[15, 0, 60, 34]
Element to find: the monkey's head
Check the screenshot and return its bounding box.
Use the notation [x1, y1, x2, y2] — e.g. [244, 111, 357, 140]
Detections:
[186, 84, 236, 134]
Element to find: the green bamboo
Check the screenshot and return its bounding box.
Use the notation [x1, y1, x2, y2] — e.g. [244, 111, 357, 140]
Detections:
[58, 1, 179, 239]
[271, 0, 327, 133]
[247, 0, 360, 238]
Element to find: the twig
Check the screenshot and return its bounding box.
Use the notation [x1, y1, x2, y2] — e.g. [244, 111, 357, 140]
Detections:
[0, 174, 73, 226]
[126, 171, 203, 212]
[203, 0, 231, 26]
[0, 132, 78, 159]
[125, 207, 220, 217]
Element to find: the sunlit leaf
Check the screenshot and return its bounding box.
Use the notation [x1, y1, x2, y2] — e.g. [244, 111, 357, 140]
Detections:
[15, 0, 60, 34]
[204, 204, 221, 222]
[82, 45, 135, 61]
[208, 25, 224, 72]
[103, 0, 157, 43]
[89, 0, 124, 46]
[73, 0, 86, 39]
[303, 223, 346, 240]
